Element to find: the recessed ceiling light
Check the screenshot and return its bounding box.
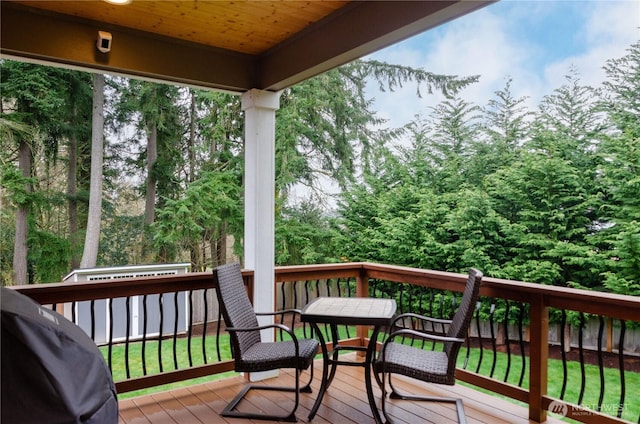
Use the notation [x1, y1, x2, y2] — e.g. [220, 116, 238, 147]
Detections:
[104, 0, 132, 5]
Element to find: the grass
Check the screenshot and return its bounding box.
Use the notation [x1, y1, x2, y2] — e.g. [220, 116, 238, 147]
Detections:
[102, 327, 639, 422]
[100, 324, 331, 399]
[101, 324, 349, 399]
[457, 345, 640, 422]
[99, 334, 235, 399]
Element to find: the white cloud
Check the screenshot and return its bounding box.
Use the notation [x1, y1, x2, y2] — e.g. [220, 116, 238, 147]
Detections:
[368, 4, 541, 129]
[543, 1, 639, 90]
[366, 0, 640, 132]
[584, 0, 639, 46]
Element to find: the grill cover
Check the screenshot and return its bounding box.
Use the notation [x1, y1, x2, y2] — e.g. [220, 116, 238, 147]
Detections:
[1, 287, 118, 423]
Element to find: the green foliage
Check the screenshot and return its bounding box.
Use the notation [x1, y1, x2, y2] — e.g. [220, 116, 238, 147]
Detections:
[1, 61, 95, 284]
[99, 213, 145, 267]
[595, 42, 640, 294]
[152, 170, 242, 269]
[277, 64, 380, 193]
[0, 198, 15, 285]
[3, 42, 640, 294]
[602, 225, 640, 295]
[479, 77, 531, 174]
[276, 59, 478, 197]
[275, 201, 340, 265]
[28, 229, 71, 283]
[196, 90, 244, 164]
[486, 133, 599, 286]
[602, 42, 640, 140]
[111, 79, 185, 210]
[1, 61, 88, 162]
[338, 43, 640, 293]
[357, 60, 479, 97]
[0, 114, 35, 149]
[0, 162, 35, 207]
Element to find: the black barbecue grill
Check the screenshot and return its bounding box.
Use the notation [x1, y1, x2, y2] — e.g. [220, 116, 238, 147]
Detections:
[1, 287, 118, 423]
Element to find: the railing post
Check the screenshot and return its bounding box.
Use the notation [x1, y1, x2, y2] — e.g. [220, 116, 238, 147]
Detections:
[356, 266, 369, 298]
[356, 267, 369, 349]
[529, 294, 548, 422]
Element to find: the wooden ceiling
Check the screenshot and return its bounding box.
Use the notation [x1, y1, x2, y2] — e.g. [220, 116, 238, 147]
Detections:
[7, 1, 350, 55]
[1, 1, 493, 93]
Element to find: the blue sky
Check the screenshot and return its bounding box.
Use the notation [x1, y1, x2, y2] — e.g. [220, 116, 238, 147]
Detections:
[294, 1, 639, 204]
[366, 0, 640, 130]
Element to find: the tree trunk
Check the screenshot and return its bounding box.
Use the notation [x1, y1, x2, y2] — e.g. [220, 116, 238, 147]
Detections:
[216, 222, 228, 265]
[12, 139, 31, 285]
[190, 244, 199, 271]
[188, 90, 196, 183]
[187, 90, 200, 268]
[144, 122, 157, 226]
[68, 130, 79, 269]
[80, 73, 105, 269]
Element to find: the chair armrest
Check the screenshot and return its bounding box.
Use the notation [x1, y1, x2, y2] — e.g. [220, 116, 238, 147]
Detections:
[256, 308, 302, 317]
[386, 328, 465, 344]
[226, 323, 294, 335]
[391, 312, 453, 328]
[226, 323, 304, 357]
[389, 313, 453, 338]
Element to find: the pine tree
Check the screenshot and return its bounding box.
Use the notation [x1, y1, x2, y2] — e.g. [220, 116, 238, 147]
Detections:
[598, 42, 640, 294]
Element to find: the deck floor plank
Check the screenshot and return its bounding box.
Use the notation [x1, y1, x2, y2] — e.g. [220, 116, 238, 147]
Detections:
[186, 380, 239, 423]
[118, 355, 565, 424]
[117, 397, 151, 424]
[129, 392, 178, 424]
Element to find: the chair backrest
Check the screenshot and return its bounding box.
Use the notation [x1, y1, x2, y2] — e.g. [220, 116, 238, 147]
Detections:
[213, 263, 261, 357]
[444, 268, 483, 362]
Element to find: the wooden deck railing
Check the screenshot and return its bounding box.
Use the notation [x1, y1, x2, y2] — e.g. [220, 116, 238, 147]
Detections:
[12, 262, 640, 423]
[12, 271, 253, 393]
[274, 263, 640, 424]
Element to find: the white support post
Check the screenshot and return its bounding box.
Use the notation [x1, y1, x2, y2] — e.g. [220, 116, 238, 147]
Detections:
[241, 88, 280, 342]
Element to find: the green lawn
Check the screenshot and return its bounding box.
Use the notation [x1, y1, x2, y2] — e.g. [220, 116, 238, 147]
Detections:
[100, 334, 235, 399]
[100, 324, 346, 399]
[458, 346, 640, 422]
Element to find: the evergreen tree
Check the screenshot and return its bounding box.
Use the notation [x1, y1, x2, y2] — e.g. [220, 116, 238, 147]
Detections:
[80, 74, 105, 268]
[275, 200, 340, 265]
[196, 90, 244, 265]
[0, 61, 78, 283]
[153, 170, 242, 271]
[57, 70, 93, 269]
[598, 41, 640, 294]
[111, 79, 184, 262]
[478, 77, 531, 175]
[422, 96, 481, 192]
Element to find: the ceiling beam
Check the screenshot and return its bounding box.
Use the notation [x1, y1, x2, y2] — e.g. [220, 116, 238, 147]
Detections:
[1, 1, 493, 93]
[258, 1, 493, 91]
[1, 3, 257, 92]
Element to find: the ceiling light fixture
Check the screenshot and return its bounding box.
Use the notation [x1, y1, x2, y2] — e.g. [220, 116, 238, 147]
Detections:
[104, 0, 132, 5]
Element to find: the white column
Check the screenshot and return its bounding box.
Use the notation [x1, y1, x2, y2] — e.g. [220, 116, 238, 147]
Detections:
[241, 88, 280, 341]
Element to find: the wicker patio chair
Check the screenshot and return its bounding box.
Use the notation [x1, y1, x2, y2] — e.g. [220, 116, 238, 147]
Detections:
[213, 262, 318, 422]
[374, 268, 483, 424]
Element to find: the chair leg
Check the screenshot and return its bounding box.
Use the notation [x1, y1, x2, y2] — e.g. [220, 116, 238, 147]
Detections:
[222, 384, 299, 422]
[222, 367, 313, 422]
[381, 373, 467, 424]
[301, 360, 314, 393]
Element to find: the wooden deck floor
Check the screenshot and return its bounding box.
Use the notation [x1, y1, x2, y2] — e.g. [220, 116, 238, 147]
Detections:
[118, 354, 564, 424]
